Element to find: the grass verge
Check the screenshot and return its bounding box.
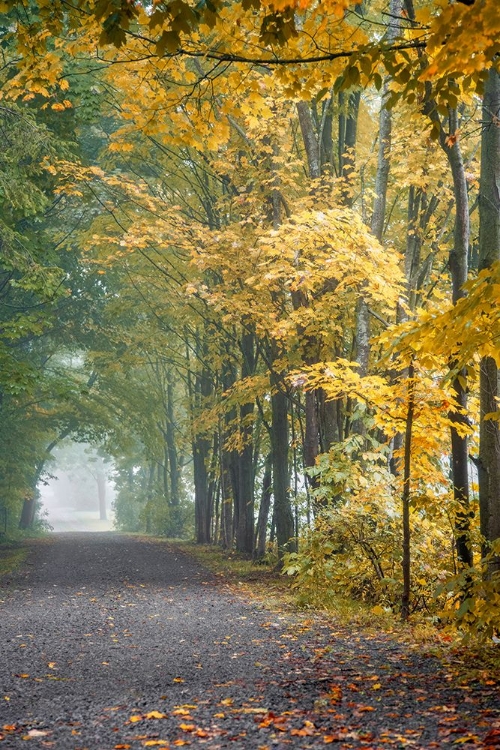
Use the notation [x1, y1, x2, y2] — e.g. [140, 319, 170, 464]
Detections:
[170, 540, 500, 683]
[0, 542, 28, 579]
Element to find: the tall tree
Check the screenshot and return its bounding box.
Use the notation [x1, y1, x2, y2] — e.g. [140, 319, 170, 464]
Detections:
[478, 66, 500, 575]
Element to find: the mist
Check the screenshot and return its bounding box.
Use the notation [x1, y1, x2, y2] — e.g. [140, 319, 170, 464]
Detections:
[38, 443, 116, 532]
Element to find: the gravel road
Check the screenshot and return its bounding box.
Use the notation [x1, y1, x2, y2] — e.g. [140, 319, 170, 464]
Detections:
[0, 533, 498, 749]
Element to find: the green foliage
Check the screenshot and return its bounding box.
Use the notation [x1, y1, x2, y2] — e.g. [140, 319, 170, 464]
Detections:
[113, 460, 194, 539]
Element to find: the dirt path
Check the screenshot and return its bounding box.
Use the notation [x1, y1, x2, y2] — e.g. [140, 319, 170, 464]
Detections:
[0, 534, 498, 749]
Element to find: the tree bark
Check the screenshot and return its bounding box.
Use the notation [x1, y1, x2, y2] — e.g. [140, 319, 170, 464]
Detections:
[270, 370, 296, 558]
[254, 452, 272, 559]
[441, 108, 472, 568]
[235, 330, 256, 554]
[401, 361, 415, 621]
[338, 90, 361, 208]
[97, 468, 107, 521]
[478, 67, 500, 574]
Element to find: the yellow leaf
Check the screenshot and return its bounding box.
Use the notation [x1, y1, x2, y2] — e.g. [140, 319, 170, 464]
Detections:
[128, 715, 143, 723]
[145, 711, 167, 719]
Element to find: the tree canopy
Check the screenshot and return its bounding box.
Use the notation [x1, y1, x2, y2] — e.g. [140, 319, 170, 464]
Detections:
[0, 0, 499, 637]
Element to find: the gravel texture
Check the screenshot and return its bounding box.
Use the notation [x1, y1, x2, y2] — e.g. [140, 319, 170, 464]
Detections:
[0, 533, 498, 749]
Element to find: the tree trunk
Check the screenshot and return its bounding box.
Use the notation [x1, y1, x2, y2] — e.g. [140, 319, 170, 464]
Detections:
[235, 331, 256, 554]
[401, 361, 415, 620]
[254, 452, 272, 559]
[338, 90, 361, 208]
[478, 67, 500, 574]
[371, 0, 402, 242]
[188, 333, 213, 545]
[97, 469, 107, 521]
[441, 108, 472, 568]
[166, 375, 180, 507]
[270, 371, 295, 558]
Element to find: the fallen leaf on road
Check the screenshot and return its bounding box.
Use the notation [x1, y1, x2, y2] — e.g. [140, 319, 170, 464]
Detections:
[483, 728, 500, 746]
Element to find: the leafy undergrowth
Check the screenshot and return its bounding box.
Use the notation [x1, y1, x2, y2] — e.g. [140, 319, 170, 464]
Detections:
[172, 541, 500, 687]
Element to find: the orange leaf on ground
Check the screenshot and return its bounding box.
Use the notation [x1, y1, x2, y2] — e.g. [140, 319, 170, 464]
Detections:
[329, 685, 342, 703]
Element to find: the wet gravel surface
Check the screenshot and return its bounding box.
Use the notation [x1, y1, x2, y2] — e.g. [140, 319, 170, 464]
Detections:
[0, 533, 498, 749]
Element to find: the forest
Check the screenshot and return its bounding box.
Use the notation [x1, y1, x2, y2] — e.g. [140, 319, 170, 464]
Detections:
[0, 0, 499, 638]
